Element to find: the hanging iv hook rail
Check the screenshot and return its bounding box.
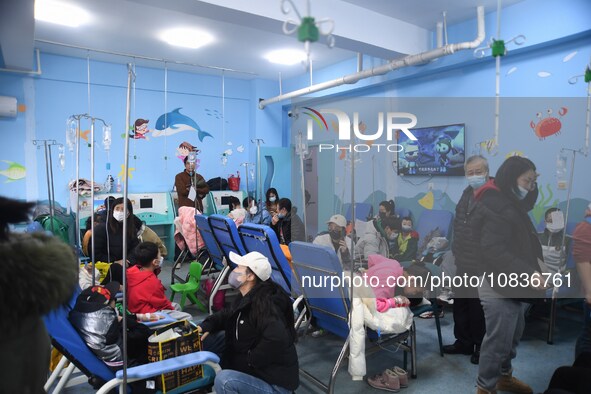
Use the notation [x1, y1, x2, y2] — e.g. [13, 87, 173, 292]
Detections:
[259, 6, 485, 108]
[35, 39, 258, 77]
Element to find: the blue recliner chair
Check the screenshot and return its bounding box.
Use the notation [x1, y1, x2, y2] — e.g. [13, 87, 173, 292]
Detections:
[43, 288, 219, 394]
[237, 223, 292, 294]
[195, 214, 231, 314]
[289, 241, 416, 393]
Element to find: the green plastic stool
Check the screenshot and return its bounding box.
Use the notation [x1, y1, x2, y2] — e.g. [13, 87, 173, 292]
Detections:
[170, 261, 207, 312]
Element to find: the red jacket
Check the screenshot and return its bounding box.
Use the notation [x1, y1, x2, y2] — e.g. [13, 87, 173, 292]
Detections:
[126, 265, 173, 313]
[573, 218, 591, 264]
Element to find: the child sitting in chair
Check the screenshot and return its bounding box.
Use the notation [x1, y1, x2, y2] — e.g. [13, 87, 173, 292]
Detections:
[69, 281, 156, 392]
[127, 242, 192, 320]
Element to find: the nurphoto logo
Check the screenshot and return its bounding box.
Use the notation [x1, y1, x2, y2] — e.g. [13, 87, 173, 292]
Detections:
[302, 107, 418, 154]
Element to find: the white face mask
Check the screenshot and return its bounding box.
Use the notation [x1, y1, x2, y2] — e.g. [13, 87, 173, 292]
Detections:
[269, 196, 276, 203]
[546, 222, 564, 233]
[156, 256, 164, 267]
[113, 211, 126, 222]
[249, 205, 258, 215]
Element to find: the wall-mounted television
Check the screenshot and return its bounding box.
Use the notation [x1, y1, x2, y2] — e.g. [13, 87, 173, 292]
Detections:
[397, 123, 466, 176]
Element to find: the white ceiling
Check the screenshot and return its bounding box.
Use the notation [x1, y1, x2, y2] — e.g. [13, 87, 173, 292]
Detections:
[0, 0, 524, 80]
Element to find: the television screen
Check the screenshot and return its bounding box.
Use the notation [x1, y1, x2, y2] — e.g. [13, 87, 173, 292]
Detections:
[397, 123, 466, 176]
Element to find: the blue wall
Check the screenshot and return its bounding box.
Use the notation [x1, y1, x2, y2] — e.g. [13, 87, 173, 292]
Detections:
[0, 53, 283, 207]
[1, 0, 590, 226]
[280, 0, 591, 226]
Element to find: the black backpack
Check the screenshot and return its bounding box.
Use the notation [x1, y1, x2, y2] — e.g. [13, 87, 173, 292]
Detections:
[207, 177, 228, 190]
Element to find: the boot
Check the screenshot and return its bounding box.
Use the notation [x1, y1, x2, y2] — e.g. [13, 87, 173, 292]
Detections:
[495, 373, 533, 394]
[476, 387, 496, 394]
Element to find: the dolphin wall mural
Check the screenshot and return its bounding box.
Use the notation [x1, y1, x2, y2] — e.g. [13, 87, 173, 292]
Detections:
[152, 108, 213, 142]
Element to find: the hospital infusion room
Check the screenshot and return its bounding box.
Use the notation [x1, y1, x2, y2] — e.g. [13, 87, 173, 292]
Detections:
[2, 1, 591, 394]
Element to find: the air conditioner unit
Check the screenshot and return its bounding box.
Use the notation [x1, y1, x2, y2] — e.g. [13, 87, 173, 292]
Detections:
[0, 96, 18, 118]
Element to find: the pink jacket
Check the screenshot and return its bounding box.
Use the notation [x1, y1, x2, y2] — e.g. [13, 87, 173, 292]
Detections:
[363, 254, 403, 299]
[174, 206, 204, 255]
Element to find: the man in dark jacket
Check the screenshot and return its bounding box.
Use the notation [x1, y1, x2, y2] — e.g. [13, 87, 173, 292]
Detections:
[444, 155, 488, 364]
[198, 251, 299, 393]
[174, 156, 209, 212]
[271, 198, 305, 244]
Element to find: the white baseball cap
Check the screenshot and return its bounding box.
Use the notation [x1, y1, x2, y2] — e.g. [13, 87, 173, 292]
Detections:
[327, 214, 347, 228]
[229, 251, 272, 281]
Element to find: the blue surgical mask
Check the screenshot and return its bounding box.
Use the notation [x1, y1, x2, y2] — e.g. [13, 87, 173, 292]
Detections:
[228, 270, 245, 289]
[402, 225, 412, 232]
[467, 175, 486, 190]
[277, 213, 285, 219]
[515, 185, 529, 200]
[388, 232, 398, 240]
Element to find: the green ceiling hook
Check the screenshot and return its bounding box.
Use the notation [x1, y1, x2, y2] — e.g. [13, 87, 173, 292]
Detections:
[491, 39, 506, 57]
[298, 16, 319, 43]
[585, 66, 591, 83]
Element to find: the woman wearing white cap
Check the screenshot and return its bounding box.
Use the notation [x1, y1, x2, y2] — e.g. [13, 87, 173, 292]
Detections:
[313, 214, 352, 268]
[197, 251, 299, 393]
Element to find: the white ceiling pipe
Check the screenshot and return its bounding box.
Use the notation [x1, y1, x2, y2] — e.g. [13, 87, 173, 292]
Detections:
[259, 6, 484, 109]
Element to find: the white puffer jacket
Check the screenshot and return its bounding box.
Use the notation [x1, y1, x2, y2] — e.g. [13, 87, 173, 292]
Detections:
[345, 272, 413, 380]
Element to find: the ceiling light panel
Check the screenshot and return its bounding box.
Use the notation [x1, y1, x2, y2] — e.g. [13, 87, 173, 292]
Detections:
[35, 0, 90, 27]
[160, 28, 214, 49]
[265, 49, 307, 65]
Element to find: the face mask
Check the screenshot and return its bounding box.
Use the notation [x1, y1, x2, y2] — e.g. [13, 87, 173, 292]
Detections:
[388, 232, 398, 240]
[467, 175, 486, 190]
[269, 196, 276, 203]
[378, 212, 387, 219]
[249, 206, 258, 215]
[515, 185, 529, 200]
[113, 211, 126, 222]
[277, 213, 285, 219]
[228, 270, 245, 289]
[401, 225, 412, 232]
[546, 222, 564, 233]
[329, 229, 342, 239]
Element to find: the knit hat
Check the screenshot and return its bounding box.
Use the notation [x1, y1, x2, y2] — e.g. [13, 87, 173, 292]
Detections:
[79, 281, 120, 304]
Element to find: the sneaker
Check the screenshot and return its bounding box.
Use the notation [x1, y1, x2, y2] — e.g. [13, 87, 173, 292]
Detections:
[367, 372, 400, 392]
[418, 310, 444, 319]
[311, 329, 326, 338]
[495, 373, 532, 394]
[385, 366, 408, 388]
[437, 289, 454, 305]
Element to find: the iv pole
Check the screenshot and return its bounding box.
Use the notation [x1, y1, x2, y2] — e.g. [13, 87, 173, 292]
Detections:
[241, 162, 255, 200]
[32, 139, 62, 234]
[295, 132, 308, 241]
[548, 58, 591, 344]
[251, 138, 265, 204]
[67, 114, 110, 269]
[121, 62, 136, 391]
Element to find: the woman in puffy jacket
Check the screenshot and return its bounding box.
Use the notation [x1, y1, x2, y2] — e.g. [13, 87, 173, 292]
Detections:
[472, 156, 545, 394]
[198, 251, 298, 393]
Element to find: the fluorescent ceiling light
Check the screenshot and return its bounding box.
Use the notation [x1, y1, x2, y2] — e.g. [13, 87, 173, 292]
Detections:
[160, 28, 214, 49]
[265, 49, 307, 65]
[35, 0, 90, 27]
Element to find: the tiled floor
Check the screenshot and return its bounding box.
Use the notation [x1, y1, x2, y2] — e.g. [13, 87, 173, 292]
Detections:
[53, 259, 584, 393]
